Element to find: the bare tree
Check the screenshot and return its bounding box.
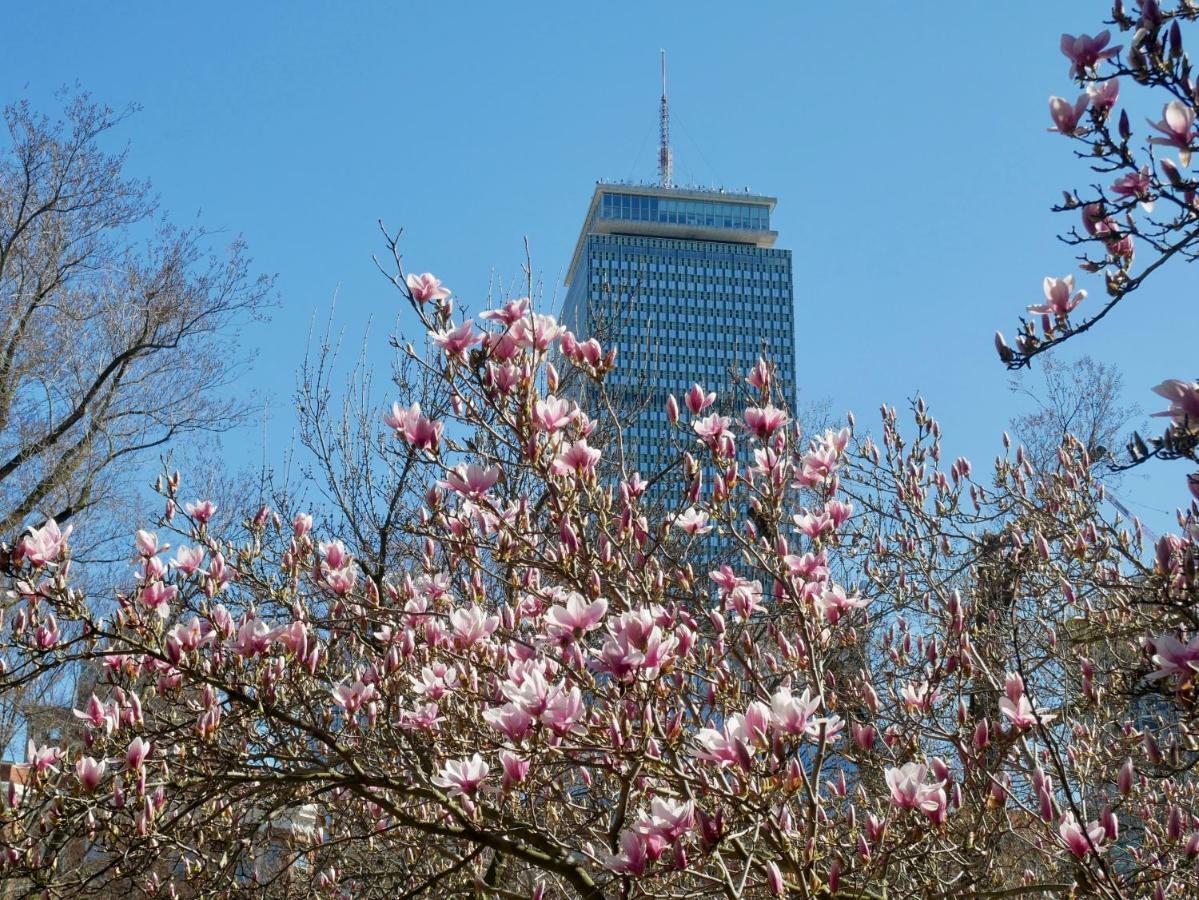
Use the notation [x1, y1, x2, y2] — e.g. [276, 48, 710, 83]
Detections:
[0, 91, 272, 547]
[1009, 354, 1141, 475]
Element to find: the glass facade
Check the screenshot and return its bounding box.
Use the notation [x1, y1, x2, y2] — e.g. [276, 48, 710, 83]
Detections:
[599, 192, 770, 231]
[563, 185, 796, 483]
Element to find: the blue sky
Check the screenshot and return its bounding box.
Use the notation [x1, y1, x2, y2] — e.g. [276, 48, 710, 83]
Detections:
[4, 1, 1195, 534]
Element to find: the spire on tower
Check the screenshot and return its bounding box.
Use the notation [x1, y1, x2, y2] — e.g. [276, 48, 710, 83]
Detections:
[658, 50, 673, 189]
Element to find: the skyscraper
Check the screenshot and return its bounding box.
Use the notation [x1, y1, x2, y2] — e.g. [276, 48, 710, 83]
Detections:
[560, 57, 795, 484]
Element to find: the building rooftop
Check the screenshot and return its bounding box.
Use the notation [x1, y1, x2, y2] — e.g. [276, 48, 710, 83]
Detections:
[565, 181, 780, 286]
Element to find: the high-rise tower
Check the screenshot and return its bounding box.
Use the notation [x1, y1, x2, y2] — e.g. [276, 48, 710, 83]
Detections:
[561, 61, 796, 483]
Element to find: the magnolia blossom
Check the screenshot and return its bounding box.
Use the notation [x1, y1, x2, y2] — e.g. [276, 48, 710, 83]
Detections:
[1148, 100, 1196, 163]
[544, 593, 607, 643]
[449, 606, 499, 648]
[429, 320, 483, 359]
[1048, 94, 1089, 136]
[769, 686, 823, 737]
[384, 401, 443, 451]
[479, 296, 530, 325]
[550, 440, 601, 478]
[672, 506, 712, 536]
[1148, 633, 1199, 681]
[184, 500, 217, 523]
[744, 404, 790, 438]
[405, 272, 451, 304]
[1087, 78, 1119, 115]
[685, 383, 715, 415]
[1110, 166, 1154, 212]
[76, 756, 107, 793]
[695, 715, 754, 770]
[1060, 31, 1121, 78]
[18, 519, 72, 566]
[27, 741, 62, 775]
[533, 395, 577, 432]
[1028, 275, 1085, 317]
[438, 464, 500, 499]
[172, 545, 205, 576]
[1151, 380, 1199, 430]
[331, 679, 378, 714]
[126, 737, 151, 771]
[431, 753, 489, 796]
[1059, 813, 1107, 859]
[885, 762, 947, 817]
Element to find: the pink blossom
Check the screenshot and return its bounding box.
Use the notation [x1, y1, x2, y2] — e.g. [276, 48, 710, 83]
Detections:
[274, 620, 309, 657]
[73, 694, 117, 734]
[18, 519, 72, 566]
[76, 756, 107, 793]
[384, 401, 443, 452]
[140, 581, 178, 618]
[685, 383, 715, 415]
[1059, 813, 1107, 858]
[744, 404, 790, 438]
[510, 313, 563, 352]
[540, 684, 584, 735]
[234, 617, 274, 658]
[26, 741, 62, 775]
[1148, 101, 1196, 160]
[184, 500, 217, 524]
[533, 395, 577, 432]
[429, 320, 483, 360]
[411, 663, 459, 701]
[331, 679, 378, 714]
[406, 272, 451, 304]
[635, 797, 695, 842]
[324, 565, 358, 596]
[1087, 78, 1119, 115]
[319, 539, 349, 569]
[1151, 380, 1199, 430]
[172, 545, 205, 576]
[693, 413, 731, 444]
[901, 680, 939, 713]
[793, 510, 834, 540]
[292, 512, 313, 538]
[1048, 94, 1089, 136]
[135, 530, 159, 557]
[438, 464, 501, 499]
[747, 358, 771, 391]
[449, 605, 499, 648]
[125, 737, 151, 771]
[499, 750, 530, 788]
[479, 296, 530, 325]
[885, 762, 946, 815]
[695, 715, 754, 770]
[672, 506, 712, 536]
[999, 692, 1051, 729]
[1028, 275, 1085, 317]
[1111, 166, 1154, 212]
[432, 753, 489, 796]
[1148, 633, 1199, 681]
[1060, 31, 1121, 78]
[770, 685, 823, 737]
[593, 609, 679, 681]
[483, 703, 533, 741]
[605, 829, 651, 876]
[550, 440, 601, 478]
[544, 592, 608, 643]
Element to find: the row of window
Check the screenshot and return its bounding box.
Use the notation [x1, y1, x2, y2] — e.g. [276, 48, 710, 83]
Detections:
[599, 192, 771, 232]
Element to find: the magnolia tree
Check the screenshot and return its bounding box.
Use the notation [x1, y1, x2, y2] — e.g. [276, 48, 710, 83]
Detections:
[0, 234, 1197, 898]
[997, 0, 1199, 494]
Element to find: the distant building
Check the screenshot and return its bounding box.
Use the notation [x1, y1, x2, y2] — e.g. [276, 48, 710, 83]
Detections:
[561, 182, 796, 481]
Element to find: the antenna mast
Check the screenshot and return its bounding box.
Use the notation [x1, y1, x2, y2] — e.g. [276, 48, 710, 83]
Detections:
[658, 50, 673, 188]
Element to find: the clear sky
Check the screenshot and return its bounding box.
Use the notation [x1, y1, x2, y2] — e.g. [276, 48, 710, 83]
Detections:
[3, 1, 1195, 535]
